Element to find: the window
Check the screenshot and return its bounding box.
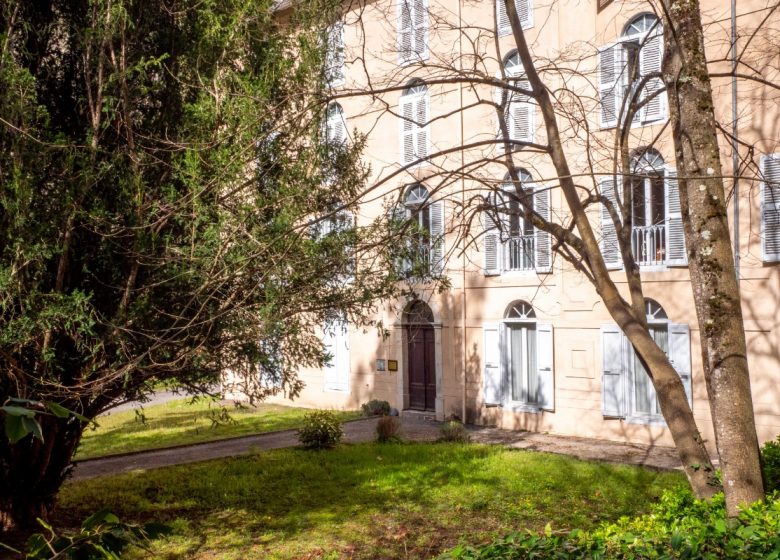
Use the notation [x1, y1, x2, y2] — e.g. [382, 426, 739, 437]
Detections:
[324, 102, 347, 148]
[482, 301, 554, 411]
[399, 81, 429, 166]
[392, 184, 445, 275]
[599, 14, 665, 128]
[602, 300, 692, 423]
[761, 154, 780, 262]
[599, 150, 686, 269]
[496, 0, 533, 36]
[314, 209, 356, 282]
[397, 0, 428, 64]
[484, 170, 551, 275]
[496, 51, 534, 149]
[325, 22, 345, 87]
[323, 315, 350, 392]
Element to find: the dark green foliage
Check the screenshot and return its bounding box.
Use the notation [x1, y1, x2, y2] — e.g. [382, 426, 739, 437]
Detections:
[297, 411, 343, 449]
[361, 399, 391, 417]
[442, 489, 780, 560]
[762, 435, 780, 494]
[375, 415, 402, 443]
[0, 509, 168, 559]
[438, 420, 470, 443]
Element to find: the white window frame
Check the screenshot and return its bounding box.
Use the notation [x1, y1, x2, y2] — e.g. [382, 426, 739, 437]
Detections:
[496, 51, 535, 152]
[761, 153, 780, 262]
[325, 21, 345, 87]
[397, 0, 429, 65]
[496, 0, 534, 37]
[323, 315, 351, 393]
[598, 14, 666, 130]
[399, 82, 430, 167]
[395, 184, 445, 276]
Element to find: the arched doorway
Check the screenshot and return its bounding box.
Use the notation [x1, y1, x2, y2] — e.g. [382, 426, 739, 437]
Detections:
[404, 300, 436, 411]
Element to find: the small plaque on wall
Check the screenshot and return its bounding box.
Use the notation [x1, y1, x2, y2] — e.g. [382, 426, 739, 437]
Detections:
[387, 359, 398, 372]
[376, 359, 386, 372]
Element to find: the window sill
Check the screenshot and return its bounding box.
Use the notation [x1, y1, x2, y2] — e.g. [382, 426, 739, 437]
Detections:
[625, 414, 666, 426]
[506, 402, 541, 414]
[398, 52, 430, 67]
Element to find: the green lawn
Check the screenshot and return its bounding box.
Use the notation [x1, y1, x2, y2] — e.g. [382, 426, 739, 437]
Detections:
[75, 399, 361, 460]
[58, 443, 686, 559]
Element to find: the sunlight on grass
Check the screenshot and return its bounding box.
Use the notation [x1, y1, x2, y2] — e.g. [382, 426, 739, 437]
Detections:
[59, 442, 686, 559]
[75, 398, 361, 460]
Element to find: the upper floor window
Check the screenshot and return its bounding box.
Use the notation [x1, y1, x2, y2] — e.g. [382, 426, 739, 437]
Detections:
[601, 300, 692, 423]
[399, 81, 429, 166]
[599, 14, 665, 128]
[324, 102, 347, 148]
[496, 51, 535, 150]
[496, 0, 534, 36]
[484, 170, 551, 275]
[761, 154, 780, 262]
[397, 0, 428, 64]
[599, 149, 686, 270]
[392, 184, 445, 276]
[325, 22, 345, 87]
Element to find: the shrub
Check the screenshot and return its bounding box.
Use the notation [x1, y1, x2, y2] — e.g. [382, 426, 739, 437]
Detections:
[361, 399, 391, 417]
[438, 420, 470, 443]
[762, 435, 780, 494]
[297, 411, 343, 449]
[376, 415, 402, 443]
[440, 488, 780, 560]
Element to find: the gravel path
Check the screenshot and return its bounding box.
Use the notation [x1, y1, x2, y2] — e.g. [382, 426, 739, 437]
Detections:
[71, 416, 683, 481]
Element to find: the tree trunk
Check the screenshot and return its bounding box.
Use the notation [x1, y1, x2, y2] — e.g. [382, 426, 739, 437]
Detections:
[0, 416, 82, 537]
[661, 0, 764, 515]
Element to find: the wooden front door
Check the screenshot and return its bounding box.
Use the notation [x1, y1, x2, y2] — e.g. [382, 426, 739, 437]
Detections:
[407, 324, 436, 410]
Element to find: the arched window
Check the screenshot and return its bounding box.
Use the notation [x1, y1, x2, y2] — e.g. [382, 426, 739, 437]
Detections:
[504, 300, 536, 320]
[483, 170, 551, 275]
[497, 51, 534, 148]
[393, 183, 444, 276]
[404, 299, 434, 324]
[399, 81, 429, 165]
[598, 13, 665, 128]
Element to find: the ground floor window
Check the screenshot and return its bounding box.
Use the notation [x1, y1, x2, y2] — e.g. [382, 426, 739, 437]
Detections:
[323, 316, 350, 392]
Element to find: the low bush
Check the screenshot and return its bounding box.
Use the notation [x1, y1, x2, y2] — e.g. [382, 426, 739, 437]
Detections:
[361, 399, 390, 417]
[441, 488, 780, 560]
[438, 420, 470, 443]
[297, 411, 343, 449]
[376, 415, 402, 443]
[762, 435, 780, 494]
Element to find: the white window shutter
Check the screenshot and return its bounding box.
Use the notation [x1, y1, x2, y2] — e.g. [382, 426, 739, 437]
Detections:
[412, 0, 428, 60]
[496, 0, 510, 36]
[497, 0, 532, 36]
[398, 0, 413, 63]
[599, 177, 623, 270]
[665, 168, 687, 266]
[429, 200, 445, 274]
[668, 323, 692, 407]
[761, 154, 780, 262]
[639, 31, 664, 123]
[483, 324, 503, 405]
[484, 196, 501, 275]
[324, 320, 350, 392]
[326, 22, 345, 86]
[534, 185, 551, 273]
[598, 43, 621, 129]
[601, 324, 626, 417]
[511, 97, 533, 143]
[518, 0, 533, 29]
[399, 96, 415, 165]
[536, 323, 554, 410]
[415, 92, 429, 160]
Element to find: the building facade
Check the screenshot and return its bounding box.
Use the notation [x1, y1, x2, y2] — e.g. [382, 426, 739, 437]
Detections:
[253, 0, 780, 450]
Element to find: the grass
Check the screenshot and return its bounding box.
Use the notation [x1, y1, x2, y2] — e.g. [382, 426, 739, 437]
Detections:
[58, 443, 686, 559]
[75, 398, 361, 460]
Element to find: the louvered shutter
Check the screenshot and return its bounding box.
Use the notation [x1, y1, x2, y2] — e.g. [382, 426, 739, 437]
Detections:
[496, 0, 532, 36]
[534, 185, 551, 273]
[761, 154, 780, 262]
[536, 323, 554, 410]
[599, 177, 623, 270]
[412, 0, 428, 59]
[511, 89, 533, 143]
[668, 323, 692, 406]
[398, 0, 413, 63]
[639, 31, 664, 122]
[598, 43, 622, 128]
[415, 92, 429, 160]
[429, 200, 445, 274]
[326, 22, 345, 86]
[665, 168, 687, 266]
[400, 95, 415, 165]
[483, 324, 503, 405]
[484, 195, 501, 275]
[602, 324, 626, 417]
[495, 76, 510, 152]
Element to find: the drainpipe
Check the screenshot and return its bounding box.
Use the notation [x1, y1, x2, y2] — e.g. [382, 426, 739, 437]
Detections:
[458, 0, 468, 424]
[731, 0, 740, 285]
